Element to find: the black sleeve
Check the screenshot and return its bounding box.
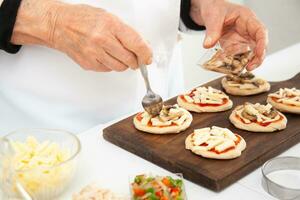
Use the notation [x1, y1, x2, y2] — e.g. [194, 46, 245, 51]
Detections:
[0, 0, 22, 54]
[180, 0, 205, 31]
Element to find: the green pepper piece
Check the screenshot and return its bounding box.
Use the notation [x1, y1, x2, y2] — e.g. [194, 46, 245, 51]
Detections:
[146, 188, 155, 194]
[175, 179, 183, 187]
[134, 175, 145, 184]
[167, 176, 176, 187]
[146, 177, 155, 182]
[149, 194, 159, 200]
[176, 197, 184, 200]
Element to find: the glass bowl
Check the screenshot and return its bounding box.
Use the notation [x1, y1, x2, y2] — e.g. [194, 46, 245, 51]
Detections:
[129, 173, 187, 200]
[0, 129, 81, 200]
[198, 39, 255, 75]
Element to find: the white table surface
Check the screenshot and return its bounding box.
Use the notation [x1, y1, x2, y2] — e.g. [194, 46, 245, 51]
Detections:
[60, 44, 300, 200]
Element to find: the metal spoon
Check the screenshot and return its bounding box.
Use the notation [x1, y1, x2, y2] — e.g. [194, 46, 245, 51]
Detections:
[140, 65, 163, 116]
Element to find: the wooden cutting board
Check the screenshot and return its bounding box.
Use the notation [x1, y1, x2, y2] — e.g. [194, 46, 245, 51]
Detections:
[103, 72, 300, 191]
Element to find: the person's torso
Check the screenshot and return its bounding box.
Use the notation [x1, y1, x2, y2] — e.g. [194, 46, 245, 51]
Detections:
[0, 0, 183, 132]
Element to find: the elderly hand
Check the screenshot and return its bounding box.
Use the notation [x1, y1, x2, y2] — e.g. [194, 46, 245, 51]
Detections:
[11, 0, 152, 72]
[190, 0, 268, 70]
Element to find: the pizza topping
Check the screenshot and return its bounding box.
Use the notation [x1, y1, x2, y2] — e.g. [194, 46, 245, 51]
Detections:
[225, 72, 266, 89]
[10, 136, 73, 196]
[236, 103, 281, 125]
[203, 49, 253, 75]
[181, 86, 229, 106]
[269, 88, 300, 107]
[190, 126, 240, 154]
[137, 104, 189, 127]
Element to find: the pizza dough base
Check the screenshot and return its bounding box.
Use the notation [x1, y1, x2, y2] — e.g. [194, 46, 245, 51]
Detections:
[185, 134, 246, 159]
[221, 77, 271, 96]
[177, 96, 233, 113]
[267, 96, 300, 114]
[133, 110, 193, 134]
[229, 110, 287, 132]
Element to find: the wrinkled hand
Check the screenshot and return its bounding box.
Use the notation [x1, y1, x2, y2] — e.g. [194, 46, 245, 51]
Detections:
[190, 0, 268, 70]
[12, 0, 152, 72]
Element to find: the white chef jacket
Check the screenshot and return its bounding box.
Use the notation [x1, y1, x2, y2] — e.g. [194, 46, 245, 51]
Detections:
[0, 0, 184, 133]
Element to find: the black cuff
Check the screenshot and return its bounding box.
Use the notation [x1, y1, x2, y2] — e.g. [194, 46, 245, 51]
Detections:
[0, 0, 22, 54]
[180, 0, 205, 31]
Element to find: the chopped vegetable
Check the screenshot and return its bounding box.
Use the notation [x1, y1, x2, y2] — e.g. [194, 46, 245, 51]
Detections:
[131, 174, 185, 200]
[133, 188, 146, 197]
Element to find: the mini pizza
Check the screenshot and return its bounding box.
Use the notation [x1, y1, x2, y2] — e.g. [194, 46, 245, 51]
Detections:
[185, 126, 246, 159]
[222, 72, 270, 96]
[177, 86, 233, 113]
[133, 104, 193, 134]
[229, 102, 287, 132]
[267, 88, 300, 114]
[203, 49, 253, 75]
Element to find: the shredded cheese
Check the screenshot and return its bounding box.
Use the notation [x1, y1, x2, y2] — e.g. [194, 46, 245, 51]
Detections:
[190, 127, 238, 152]
[8, 136, 74, 196]
[269, 88, 300, 106]
[184, 86, 229, 105]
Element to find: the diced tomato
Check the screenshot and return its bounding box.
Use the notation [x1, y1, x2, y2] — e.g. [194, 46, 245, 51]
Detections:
[162, 178, 171, 187]
[133, 188, 146, 197]
[136, 113, 143, 121]
[160, 196, 169, 200]
[155, 191, 163, 197]
[171, 187, 180, 196]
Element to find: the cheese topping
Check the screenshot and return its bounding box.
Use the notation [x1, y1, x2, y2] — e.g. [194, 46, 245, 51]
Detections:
[190, 126, 239, 153]
[8, 136, 74, 195]
[236, 103, 281, 124]
[269, 88, 300, 107]
[183, 86, 229, 105]
[139, 104, 189, 127]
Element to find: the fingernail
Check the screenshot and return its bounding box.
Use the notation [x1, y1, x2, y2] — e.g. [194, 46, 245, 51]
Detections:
[250, 64, 258, 70]
[204, 36, 213, 47]
[262, 49, 266, 58]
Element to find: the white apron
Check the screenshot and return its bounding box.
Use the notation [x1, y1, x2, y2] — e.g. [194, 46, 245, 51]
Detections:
[0, 0, 184, 133]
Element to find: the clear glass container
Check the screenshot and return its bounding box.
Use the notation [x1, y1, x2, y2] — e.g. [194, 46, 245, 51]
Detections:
[129, 173, 187, 200]
[0, 129, 81, 200]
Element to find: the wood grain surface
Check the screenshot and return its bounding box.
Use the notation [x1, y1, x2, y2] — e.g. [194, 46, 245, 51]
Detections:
[103, 72, 300, 191]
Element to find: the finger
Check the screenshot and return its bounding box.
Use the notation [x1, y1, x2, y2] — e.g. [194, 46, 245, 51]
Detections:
[102, 37, 139, 69]
[223, 43, 250, 56]
[245, 19, 268, 70]
[246, 49, 266, 71]
[116, 24, 153, 65]
[99, 51, 128, 72]
[95, 59, 113, 72]
[203, 11, 225, 48]
[70, 54, 112, 72]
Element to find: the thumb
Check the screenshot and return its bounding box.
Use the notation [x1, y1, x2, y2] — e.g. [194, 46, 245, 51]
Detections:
[203, 15, 224, 48]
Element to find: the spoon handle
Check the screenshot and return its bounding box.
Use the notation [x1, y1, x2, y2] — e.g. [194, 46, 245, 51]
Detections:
[0, 138, 33, 200]
[140, 65, 152, 92]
